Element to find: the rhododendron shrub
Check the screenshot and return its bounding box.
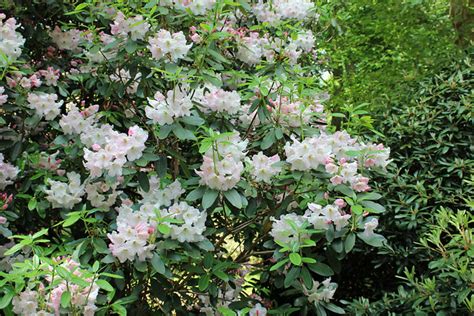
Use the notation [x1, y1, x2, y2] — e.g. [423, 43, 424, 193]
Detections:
[0, 1, 390, 315]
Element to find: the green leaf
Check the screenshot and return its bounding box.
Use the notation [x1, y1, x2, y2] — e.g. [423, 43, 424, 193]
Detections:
[186, 187, 205, 202]
[358, 192, 382, 201]
[284, 266, 300, 288]
[181, 115, 205, 126]
[172, 124, 196, 140]
[63, 212, 81, 227]
[270, 258, 289, 271]
[198, 274, 210, 291]
[197, 239, 215, 251]
[158, 224, 171, 235]
[125, 40, 138, 54]
[112, 304, 127, 316]
[217, 307, 237, 316]
[92, 261, 100, 272]
[202, 189, 219, 209]
[301, 257, 317, 264]
[351, 204, 363, 215]
[261, 130, 276, 150]
[334, 184, 355, 197]
[324, 303, 345, 314]
[289, 253, 302, 266]
[137, 172, 150, 192]
[307, 262, 334, 276]
[151, 253, 166, 275]
[223, 189, 242, 209]
[93, 238, 109, 254]
[213, 270, 229, 281]
[357, 233, 387, 247]
[71, 275, 90, 288]
[300, 266, 313, 289]
[4, 243, 24, 256]
[0, 289, 14, 309]
[96, 279, 115, 292]
[60, 291, 71, 308]
[360, 200, 385, 213]
[344, 233, 356, 253]
[27, 198, 37, 211]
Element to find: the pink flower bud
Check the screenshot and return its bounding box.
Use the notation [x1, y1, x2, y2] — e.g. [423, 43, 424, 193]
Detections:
[364, 158, 376, 167]
[56, 169, 66, 176]
[92, 144, 101, 151]
[0, 216, 6, 223]
[147, 226, 155, 235]
[330, 175, 343, 185]
[335, 198, 346, 208]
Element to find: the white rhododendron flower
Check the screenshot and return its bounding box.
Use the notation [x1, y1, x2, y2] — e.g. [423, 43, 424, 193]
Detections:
[148, 29, 192, 62]
[0, 153, 18, 190]
[199, 85, 241, 114]
[174, 0, 216, 15]
[26, 92, 63, 121]
[306, 278, 337, 303]
[49, 26, 82, 51]
[110, 11, 150, 40]
[0, 14, 25, 61]
[248, 152, 282, 183]
[196, 132, 248, 191]
[145, 86, 193, 125]
[158, 201, 207, 242]
[44, 172, 85, 209]
[108, 204, 156, 263]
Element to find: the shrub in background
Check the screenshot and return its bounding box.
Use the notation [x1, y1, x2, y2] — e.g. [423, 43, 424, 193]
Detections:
[0, 1, 392, 315]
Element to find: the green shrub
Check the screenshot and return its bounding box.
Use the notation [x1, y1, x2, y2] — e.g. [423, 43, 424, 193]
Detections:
[337, 57, 473, 312]
[345, 205, 474, 315]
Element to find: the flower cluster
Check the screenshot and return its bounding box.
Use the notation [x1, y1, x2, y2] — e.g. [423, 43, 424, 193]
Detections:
[59, 103, 99, 135]
[139, 177, 185, 207]
[12, 258, 99, 316]
[271, 96, 324, 128]
[44, 172, 85, 209]
[145, 86, 193, 125]
[108, 204, 156, 263]
[148, 29, 192, 62]
[158, 201, 207, 242]
[26, 92, 63, 121]
[325, 158, 370, 192]
[35, 152, 60, 172]
[0, 14, 25, 61]
[363, 217, 379, 237]
[11, 290, 39, 315]
[38, 67, 61, 86]
[0, 86, 7, 105]
[0, 153, 19, 190]
[108, 179, 188, 262]
[85, 181, 121, 209]
[198, 85, 241, 114]
[305, 202, 351, 231]
[248, 152, 282, 183]
[291, 30, 315, 52]
[270, 201, 352, 244]
[269, 213, 307, 244]
[253, 0, 315, 24]
[83, 125, 148, 178]
[49, 26, 83, 51]
[174, 0, 217, 15]
[196, 132, 248, 191]
[110, 11, 150, 41]
[305, 278, 337, 304]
